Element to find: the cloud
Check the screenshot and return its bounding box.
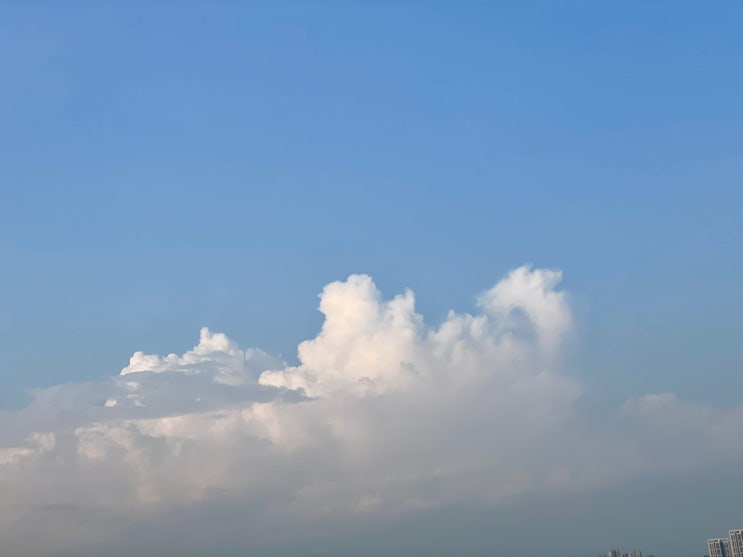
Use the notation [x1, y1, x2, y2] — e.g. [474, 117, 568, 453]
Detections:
[0, 266, 741, 556]
[120, 327, 279, 386]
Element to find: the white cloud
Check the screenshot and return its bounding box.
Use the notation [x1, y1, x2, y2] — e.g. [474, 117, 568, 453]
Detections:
[120, 326, 279, 386]
[0, 266, 741, 555]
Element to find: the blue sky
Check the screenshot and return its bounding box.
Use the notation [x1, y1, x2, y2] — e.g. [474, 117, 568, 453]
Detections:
[2, 2, 740, 406]
[1, 4, 742, 555]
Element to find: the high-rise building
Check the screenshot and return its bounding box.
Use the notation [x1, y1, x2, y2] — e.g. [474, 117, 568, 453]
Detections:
[729, 529, 743, 557]
[709, 537, 732, 557]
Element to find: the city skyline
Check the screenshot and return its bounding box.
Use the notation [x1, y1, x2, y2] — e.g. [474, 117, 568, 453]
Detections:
[708, 529, 743, 557]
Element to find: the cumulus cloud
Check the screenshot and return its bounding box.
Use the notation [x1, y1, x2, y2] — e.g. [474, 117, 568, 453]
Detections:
[120, 327, 279, 386]
[0, 266, 741, 556]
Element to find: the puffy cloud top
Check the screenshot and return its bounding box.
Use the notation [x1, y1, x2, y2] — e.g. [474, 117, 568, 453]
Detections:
[121, 327, 279, 386]
[0, 267, 741, 556]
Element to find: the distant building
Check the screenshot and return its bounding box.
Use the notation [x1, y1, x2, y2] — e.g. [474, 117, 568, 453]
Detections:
[729, 530, 743, 557]
[600, 546, 647, 557]
[709, 537, 732, 557]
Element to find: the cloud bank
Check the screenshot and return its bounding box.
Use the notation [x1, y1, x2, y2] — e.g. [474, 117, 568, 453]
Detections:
[1, 266, 741, 556]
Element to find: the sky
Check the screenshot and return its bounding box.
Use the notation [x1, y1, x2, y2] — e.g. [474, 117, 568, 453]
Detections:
[0, 2, 742, 556]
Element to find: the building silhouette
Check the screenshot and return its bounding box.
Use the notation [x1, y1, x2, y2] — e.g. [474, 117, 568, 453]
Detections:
[708, 528, 743, 557]
[729, 529, 743, 557]
[708, 538, 732, 557]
